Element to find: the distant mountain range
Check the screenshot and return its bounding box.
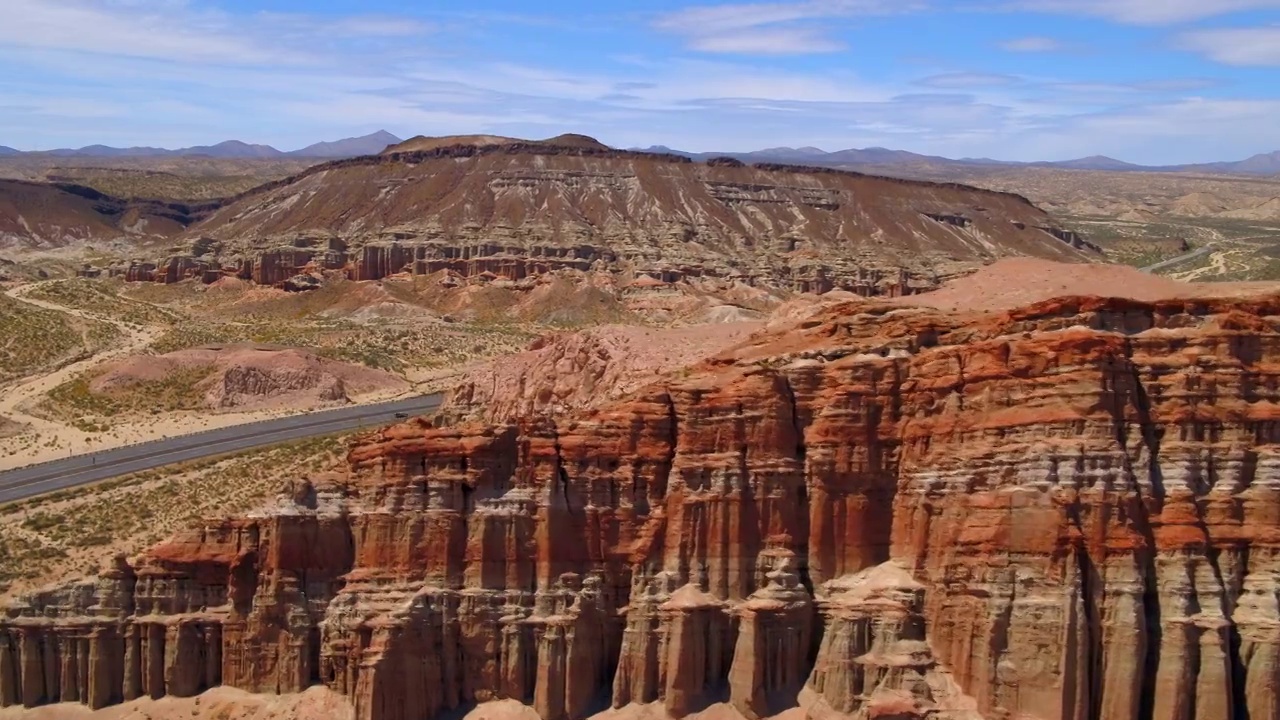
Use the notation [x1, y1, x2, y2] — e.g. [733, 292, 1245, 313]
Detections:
[2, 131, 402, 160]
[635, 145, 1280, 177]
[3, 130, 1277, 176]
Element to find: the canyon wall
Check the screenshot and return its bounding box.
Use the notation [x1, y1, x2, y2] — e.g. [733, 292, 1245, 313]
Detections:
[3, 294, 1279, 720]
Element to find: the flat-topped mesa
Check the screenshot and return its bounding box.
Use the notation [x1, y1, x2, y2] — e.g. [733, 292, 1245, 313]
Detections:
[105, 136, 1102, 295]
[4, 292, 1280, 720]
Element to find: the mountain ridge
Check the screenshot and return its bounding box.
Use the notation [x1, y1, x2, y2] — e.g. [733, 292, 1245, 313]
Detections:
[3, 131, 403, 160]
[4, 131, 1276, 174]
[632, 144, 1280, 176]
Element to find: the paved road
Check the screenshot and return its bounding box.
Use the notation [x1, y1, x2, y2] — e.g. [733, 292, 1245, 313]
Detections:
[0, 394, 442, 504]
[1141, 245, 1214, 274]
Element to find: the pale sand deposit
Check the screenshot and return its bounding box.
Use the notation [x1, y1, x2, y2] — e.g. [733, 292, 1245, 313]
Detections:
[894, 256, 1278, 313]
[0, 686, 353, 720]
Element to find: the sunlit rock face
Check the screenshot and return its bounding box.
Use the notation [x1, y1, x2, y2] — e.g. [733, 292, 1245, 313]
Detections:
[4, 292, 1279, 720]
[132, 141, 1098, 294]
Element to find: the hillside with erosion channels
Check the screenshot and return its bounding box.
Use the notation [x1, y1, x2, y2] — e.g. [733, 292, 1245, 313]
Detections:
[0, 179, 215, 250]
[111, 136, 1100, 297]
[3, 266, 1279, 720]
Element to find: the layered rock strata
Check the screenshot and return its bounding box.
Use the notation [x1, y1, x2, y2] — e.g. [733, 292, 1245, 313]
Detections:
[4, 293, 1279, 720]
[109, 141, 1100, 295]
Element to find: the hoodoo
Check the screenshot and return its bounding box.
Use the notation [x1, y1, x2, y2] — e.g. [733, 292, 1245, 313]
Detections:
[3, 289, 1278, 720]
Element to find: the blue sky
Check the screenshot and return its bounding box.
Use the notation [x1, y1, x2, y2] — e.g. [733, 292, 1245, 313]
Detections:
[2, 0, 1280, 163]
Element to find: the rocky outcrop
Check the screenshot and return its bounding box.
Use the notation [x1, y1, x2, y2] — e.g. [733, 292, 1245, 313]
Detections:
[87, 343, 408, 412]
[4, 292, 1279, 720]
[128, 140, 1101, 297]
[445, 323, 762, 423]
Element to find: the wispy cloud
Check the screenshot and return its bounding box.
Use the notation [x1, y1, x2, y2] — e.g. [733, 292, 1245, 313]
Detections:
[999, 36, 1066, 52]
[0, 0, 1276, 165]
[688, 27, 847, 53]
[1179, 26, 1280, 65]
[0, 0, 286, 65]
[0, 0, 433, 66]
[1008, 0, 1280, 24]
[917, 72, 1023, 88]
[653, 0, 925, 55]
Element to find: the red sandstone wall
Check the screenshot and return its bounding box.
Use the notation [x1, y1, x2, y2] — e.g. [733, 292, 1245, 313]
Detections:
[3, 295, 1279, 720]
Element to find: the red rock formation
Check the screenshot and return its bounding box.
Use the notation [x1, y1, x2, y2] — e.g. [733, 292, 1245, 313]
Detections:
[4, 292, 1280, 720]
[123, 261, 157, 282]
[251, 249, 317, 286]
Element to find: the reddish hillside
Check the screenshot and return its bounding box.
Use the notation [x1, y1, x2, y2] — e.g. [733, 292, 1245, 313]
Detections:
[175, 139, 1100, 296]
[0, 179, 210, 250]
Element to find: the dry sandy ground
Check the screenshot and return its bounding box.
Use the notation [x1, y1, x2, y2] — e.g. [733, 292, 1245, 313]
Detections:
[0, 435, 350, 600]
[0, 283, 163, 439]
[462, 701, 811, 720]
[894, 256, 1278, 313]
[0, 695, 820, 720]
[0, 284, 414, 473]
[0, 380, 409, 472]
[92, 343, 408, 410]
[0, 686, 353, 720]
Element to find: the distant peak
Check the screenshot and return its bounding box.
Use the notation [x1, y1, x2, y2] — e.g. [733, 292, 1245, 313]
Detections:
[383, 133, 611, 155]
[759, 145, 827, 155]
[540, 133, 611, 150]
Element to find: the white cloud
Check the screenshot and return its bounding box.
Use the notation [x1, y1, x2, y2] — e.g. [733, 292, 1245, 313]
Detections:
[653, 0, 925, 55]
[1009, 0, 1280, 24]
[688, 28, 847, 53]
[0, 0, 284, 65]
[0, 0, 432, 66]
[993, 97, 1280, 162]
[999, 36, 1065, 52]
[0, 0, 1276, 165]
[654, 0, 911, 31]
[1179, 27, 1280, 65]
[917, 72, 1023, 88]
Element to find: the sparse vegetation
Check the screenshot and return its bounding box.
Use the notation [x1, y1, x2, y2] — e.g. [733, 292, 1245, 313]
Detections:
[25, 277, 183, 326]
[40, 364, 214, 421]
[0, 293, 118, 381]
[0, 156, 311, 201]
[0, 434, 350, 594]
[145, 314, 531, 374]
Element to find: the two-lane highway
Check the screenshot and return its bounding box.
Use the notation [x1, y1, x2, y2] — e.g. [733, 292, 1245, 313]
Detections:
[1141, 244, 1214, 274]
[0, 394, 442, 504]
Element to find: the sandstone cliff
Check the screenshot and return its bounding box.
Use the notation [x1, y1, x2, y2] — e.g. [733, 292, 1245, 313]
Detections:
[130, 139, 1100, 295]
[5, 290, 1278, 720]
